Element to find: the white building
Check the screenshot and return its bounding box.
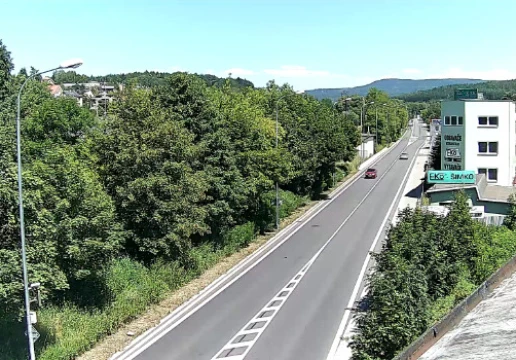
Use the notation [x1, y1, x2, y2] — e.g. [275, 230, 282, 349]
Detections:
[441, 99, 516, 186]
[356, 135, 374, 159]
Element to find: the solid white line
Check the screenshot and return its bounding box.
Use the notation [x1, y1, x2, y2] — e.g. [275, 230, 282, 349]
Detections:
[113, 140, 408, 360]
[325, 135, 423, 360]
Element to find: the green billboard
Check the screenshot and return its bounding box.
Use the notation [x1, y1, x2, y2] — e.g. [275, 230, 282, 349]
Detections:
[454, 88, 478, 100]
[427, 170, 476, 184]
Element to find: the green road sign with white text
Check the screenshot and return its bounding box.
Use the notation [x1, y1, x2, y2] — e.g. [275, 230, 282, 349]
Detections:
[427, 170, 476, 184]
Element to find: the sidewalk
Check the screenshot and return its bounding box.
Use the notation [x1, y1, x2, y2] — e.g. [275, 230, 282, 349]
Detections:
[333, 138, 431, 360]
[392, 140, 431, 224]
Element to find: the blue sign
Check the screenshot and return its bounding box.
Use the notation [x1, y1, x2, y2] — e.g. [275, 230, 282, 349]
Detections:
[427, 170, 476, 184]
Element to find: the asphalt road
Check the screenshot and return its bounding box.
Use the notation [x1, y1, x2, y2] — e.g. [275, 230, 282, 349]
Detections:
[121, 122, 426, 360]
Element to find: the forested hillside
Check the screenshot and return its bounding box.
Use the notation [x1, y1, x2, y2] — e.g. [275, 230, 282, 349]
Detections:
[398, 79, 516, 102]
[0, 39, 409, 359]
[305, 78, 484, 100]
[51, 69, 255, 90]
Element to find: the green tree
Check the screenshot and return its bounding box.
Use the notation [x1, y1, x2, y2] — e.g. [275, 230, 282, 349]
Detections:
[95, 86, 209, 265]
[0, 39, 13, 102]
[429, 136, 441, 170]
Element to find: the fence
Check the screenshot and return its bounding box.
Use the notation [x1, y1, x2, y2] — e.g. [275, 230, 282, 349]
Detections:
[477, 215, 505, 226]
[393, 252, 516, 360]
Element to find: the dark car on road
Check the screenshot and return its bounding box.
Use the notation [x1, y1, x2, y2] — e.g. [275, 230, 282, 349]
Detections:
[365, 168, 377, 179]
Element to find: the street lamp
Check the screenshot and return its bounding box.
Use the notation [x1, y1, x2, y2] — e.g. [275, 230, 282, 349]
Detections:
[16, 58, 83, 360]
[330, 98, 352, 187]
[275, 101, 280, 230]
[381, 103, 393, 143]
[361, 100, 374, 162]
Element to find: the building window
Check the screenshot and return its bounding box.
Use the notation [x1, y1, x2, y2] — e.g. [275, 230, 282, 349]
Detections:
[478, 168, 498, 182]
[488, 168, 498, 181]
[444, 115, 463, 126]
[478, 116, 499, 126]
[478, 141, 498, 154]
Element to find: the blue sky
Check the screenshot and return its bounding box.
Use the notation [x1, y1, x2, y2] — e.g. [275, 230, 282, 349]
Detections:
[2, 0, 516, 90]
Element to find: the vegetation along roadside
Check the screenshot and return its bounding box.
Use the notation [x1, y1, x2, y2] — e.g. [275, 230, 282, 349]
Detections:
[0, 38, 409, 360]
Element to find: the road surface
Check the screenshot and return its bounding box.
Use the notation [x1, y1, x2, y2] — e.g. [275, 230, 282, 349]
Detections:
[115, 122, 426, 360]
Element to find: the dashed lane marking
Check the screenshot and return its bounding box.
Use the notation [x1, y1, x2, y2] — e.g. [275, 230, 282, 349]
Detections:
[211, 259, 314, 360]
[211, 138, 416, 360]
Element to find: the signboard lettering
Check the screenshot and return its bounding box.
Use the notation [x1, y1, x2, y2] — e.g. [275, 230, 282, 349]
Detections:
[443, 164, 462, 170]
[427, 170, 476, 184]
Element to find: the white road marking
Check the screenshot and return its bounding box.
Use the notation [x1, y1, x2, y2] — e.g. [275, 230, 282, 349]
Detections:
[112, 136, 410, 360]
[326, 133, 424, 360]
[211, 257, 314, 360]
[211, 140, 414, 360]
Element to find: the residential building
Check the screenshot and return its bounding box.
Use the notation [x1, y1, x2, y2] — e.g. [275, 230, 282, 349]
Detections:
[440, 99, 516, 186]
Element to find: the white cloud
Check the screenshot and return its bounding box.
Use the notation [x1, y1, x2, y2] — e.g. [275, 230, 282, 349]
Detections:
[402, 68, 422, 75]
[263, 65, 332, 78]
[426, 67, 516, 80]
[170, 66, 185, 73]
[225, 67, 255, 76]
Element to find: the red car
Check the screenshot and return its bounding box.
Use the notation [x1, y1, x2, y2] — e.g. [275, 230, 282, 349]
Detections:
[365, 168, 377, 179]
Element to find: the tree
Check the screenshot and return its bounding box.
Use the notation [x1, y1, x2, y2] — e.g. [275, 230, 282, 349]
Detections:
[429, 135, 441, 170]
[0, 39, 14, 102]
[94, 86, 209, 265]
[502, 194, 516, 230]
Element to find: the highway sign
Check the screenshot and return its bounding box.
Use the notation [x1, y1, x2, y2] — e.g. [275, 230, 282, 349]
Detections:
[427, 170, 476, 184]
[25, 325, 40, 343]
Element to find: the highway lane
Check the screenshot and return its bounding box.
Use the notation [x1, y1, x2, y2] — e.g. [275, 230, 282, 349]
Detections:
[125, 123, 424, 360]
[246, 124, 425, 360]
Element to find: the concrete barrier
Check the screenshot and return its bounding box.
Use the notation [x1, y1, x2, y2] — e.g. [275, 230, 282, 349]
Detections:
[393, 253, 516, 360]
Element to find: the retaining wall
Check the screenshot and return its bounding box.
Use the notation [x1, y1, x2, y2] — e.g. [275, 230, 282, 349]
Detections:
[393, 253, 516, 360]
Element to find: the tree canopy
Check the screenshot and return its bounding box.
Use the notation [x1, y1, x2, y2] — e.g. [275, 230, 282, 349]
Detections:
[51, 69, 254, 91]
[350, 192, 516, 359]
[397, 79, 516, 102]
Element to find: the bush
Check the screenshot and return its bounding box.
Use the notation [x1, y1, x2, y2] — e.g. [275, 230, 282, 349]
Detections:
[351, 193, 516, 360]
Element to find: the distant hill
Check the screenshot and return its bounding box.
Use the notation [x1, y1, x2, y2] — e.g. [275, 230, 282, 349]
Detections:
[397, 79, 516, 102]
[304, 78, 485, 100]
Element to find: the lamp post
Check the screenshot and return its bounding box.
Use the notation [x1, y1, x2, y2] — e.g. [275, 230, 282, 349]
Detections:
[360, 99, 374, 162]
[275, 102, 280, 230]
[381, 103, 393, 143]
[16, 58, 83, 360]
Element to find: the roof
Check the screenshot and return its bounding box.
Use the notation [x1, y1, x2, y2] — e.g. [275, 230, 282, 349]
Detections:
[427, 174, 514, 203]
[419, 271, 516, 360]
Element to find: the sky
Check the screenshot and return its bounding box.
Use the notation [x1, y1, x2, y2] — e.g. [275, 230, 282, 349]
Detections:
[2, 0, 516, 91]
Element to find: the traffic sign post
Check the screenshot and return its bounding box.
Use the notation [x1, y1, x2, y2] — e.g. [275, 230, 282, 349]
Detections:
[25, 325, 40, 344]
[427, 170, 476, 184]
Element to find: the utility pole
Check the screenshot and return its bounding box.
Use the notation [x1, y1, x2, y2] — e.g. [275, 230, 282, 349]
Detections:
[375, 106, 378, 151]
[275, 104, 280, 230]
